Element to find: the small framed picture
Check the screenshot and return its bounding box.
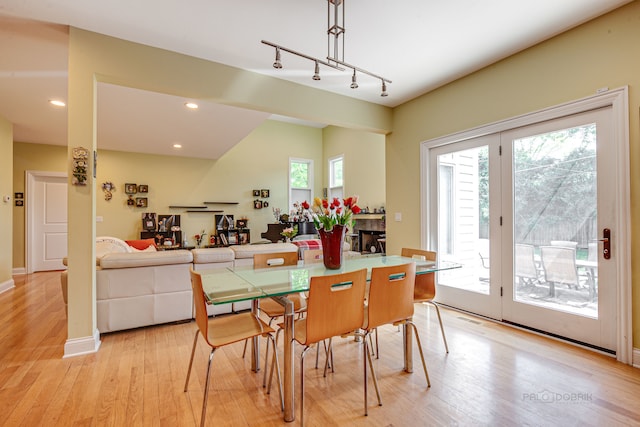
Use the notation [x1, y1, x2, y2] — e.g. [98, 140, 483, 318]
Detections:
[138, 184, 148, 193]
[261, 189, 270, 198]
[254, 199, 263, 209]
[252, 189, 260, 197]
[263, 201, 269, 207]
[142, 212, 157, 231]
[136, 197, 148, 208]
[14, 192, 23, 199]
[15, 199, 24, 207]
[127, 195, 135, 206]
[125, 183, 137, 194]
[236, 219, 247, 229]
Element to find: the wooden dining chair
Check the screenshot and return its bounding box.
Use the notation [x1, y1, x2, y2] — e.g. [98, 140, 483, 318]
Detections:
[303, 248, 323, 264]
[289, 268, 367, 426]
[242, 251, 303, 386]
[185, 269, 283, 427]
[361, 263, 430, 415]
[401, 248, 448, 353]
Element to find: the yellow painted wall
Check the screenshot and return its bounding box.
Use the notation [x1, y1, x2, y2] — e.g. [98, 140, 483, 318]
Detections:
[386, 2, 640, 345]
[12, 142, 68, 269]
[94, 120, 323, 243]
[64, 27, 391, 344]
[322, 126, 386, 211]
[0, 116, 13, 285]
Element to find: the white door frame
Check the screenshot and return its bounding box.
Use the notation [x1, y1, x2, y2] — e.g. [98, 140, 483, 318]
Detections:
[26, 170, 68, 274]
[420, 87, 631, 364]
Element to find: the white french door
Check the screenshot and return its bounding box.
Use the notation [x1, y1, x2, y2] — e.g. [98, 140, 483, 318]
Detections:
[424, 91, 630, 355]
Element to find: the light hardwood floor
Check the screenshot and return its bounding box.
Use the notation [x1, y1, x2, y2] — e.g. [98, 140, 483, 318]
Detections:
[2, 271, 640, 426]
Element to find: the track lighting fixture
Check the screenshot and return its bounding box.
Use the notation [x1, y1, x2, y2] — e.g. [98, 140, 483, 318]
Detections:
[273, 47, 282, 69]
[350, 70, 358, 89]
[381, 81, 388, 97]
[262, 0, 391, 96]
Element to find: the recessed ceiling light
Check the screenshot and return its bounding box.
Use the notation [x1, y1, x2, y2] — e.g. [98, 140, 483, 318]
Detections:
[173, 143, 182, 149]
[49, 99, 66, 107]
[184, 102, 198, 109]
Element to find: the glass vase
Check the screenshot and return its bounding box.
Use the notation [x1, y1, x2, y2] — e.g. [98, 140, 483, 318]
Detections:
[318, 224, 346, 269]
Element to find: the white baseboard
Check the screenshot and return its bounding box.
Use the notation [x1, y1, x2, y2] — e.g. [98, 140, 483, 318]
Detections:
[0, 278, 15, 294]
[12, 267, 26, 275]
[633, 347, 640, 368]
[63, 329, 101, 358]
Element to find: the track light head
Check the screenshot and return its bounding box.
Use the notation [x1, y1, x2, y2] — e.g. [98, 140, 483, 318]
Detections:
[381, 81, 388, 97]
[313, 61, 321, 80]
[350, 70, 358, 89]
[273, 47, 283, 69]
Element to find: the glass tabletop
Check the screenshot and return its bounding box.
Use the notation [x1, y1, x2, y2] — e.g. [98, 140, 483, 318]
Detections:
[199, 255, 461, 305]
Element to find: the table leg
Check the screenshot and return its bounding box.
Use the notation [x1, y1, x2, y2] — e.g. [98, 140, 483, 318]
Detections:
[272, 295, 295, 422]
[251, 299, 260, 372]
[403, 323, 413, 373]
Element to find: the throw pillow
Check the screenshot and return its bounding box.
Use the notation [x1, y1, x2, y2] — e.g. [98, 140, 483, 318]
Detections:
[125, 238, 157, 251]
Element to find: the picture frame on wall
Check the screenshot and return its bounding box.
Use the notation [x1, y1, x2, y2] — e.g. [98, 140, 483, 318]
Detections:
[158, 214, 180, 232]
[252, 189, 260, 197]
[254, 199, 263, 209]
[138, 184, 149, 193]
[136, 197, 148, 207]
[125, 183, 137, 194]
[261, 189, 270, 198]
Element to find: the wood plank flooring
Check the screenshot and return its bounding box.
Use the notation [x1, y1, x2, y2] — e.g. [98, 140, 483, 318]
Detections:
[1, 271, 640, 426]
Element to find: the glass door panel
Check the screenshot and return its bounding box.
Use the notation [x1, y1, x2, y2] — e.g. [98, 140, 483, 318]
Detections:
[512, 123, 597, 318]
[430, 135, 502, 319]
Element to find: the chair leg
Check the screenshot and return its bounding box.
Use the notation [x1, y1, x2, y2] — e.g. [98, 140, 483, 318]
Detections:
[184, 330, 199, 392]
[266, 334, 284, 411]
[300, 346, 313, 427]
[242, 339, 248, 358]
[200, 348, 217, 427]
[267, 328, 282, 395]
[408, 321, 431, 387]
[429, 301, 449, 353]
[363, 332, 382, 417]
[323, 338, 334, 377]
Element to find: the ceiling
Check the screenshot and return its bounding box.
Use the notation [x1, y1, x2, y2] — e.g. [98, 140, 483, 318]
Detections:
[0, 0, 632, 159]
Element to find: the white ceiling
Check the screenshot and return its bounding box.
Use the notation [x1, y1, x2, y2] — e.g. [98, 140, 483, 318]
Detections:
[0, 0, 632, 158]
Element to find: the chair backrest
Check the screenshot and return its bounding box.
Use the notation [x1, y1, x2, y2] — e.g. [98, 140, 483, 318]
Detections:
[365, 263, 417, 331]
[253, 251, 298, 268]
[304, 269, 367, 345]
[515, 243, 538, 279]
[540, 246, 579, 285]
[550, 240, 578, 249]
[190, 269, 212, 346]
[401, 248, 436, 301]
[303, 249, 323, 264]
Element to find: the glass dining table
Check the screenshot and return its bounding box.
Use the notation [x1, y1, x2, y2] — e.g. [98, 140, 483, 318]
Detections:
[199, 255, 460, 423]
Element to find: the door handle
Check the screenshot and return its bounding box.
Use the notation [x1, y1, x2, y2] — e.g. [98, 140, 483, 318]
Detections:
[601, 228, 611, 259]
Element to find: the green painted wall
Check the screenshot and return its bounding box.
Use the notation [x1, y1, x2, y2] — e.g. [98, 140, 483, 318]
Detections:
[0, 116, 13, 286]
[387, 2, 640, 346]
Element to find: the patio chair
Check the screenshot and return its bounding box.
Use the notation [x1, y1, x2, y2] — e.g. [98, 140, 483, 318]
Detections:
[539, 246, 579, 297]
[515, 243, 539, 287]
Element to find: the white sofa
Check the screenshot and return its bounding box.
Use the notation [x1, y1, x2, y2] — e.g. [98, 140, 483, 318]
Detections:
[63, 238, 355, 334]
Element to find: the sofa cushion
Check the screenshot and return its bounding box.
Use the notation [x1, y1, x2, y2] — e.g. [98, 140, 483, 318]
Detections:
[99, 249, 193, 269]
[125, 238, 157, 250]
[192, 247, 235, 264]
[230, 242, 298, 259]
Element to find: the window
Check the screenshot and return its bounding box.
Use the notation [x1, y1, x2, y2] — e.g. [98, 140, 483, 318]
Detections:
[329, 155, 343, 200]
[289, 158, 313, 213]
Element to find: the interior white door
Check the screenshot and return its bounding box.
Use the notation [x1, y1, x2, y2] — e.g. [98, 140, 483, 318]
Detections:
[28, 172, 68, 272]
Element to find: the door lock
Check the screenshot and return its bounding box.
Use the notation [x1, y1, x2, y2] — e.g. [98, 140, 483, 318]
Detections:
[601, 228, 611, 259]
